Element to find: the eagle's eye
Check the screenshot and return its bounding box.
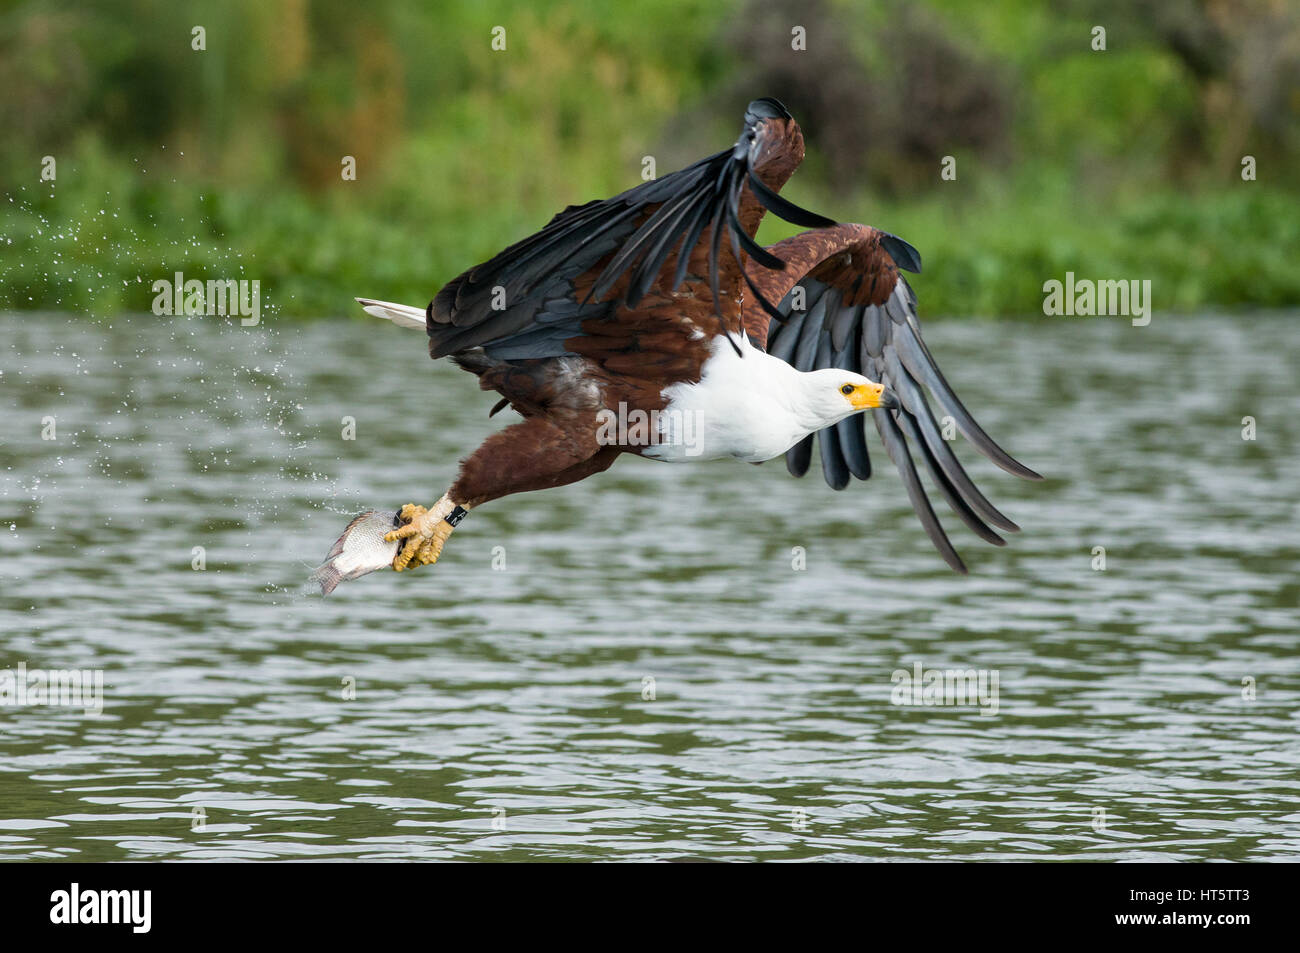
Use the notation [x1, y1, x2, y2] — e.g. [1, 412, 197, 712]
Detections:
[840, 384, 855, 396]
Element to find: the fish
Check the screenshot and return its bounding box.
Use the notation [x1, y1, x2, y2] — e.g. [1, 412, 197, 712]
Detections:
[310, 509, 401, 595]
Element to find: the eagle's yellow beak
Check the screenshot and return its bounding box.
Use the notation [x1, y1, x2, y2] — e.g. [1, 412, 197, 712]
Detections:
[843, 381, 898, 411]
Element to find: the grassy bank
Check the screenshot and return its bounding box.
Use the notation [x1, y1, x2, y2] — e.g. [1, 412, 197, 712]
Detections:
[2, 0, 1296, 320]
[3, 144, 1295, 320]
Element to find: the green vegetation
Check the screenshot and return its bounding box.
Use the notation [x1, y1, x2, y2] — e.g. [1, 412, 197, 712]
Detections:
[1, 0, 1296, 319]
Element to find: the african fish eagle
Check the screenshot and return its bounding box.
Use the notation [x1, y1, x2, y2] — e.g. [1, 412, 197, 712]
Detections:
[355, 98, 1041, 575]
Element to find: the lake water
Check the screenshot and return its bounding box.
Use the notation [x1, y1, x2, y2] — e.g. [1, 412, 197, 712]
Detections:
[1, 310, 1297, 862]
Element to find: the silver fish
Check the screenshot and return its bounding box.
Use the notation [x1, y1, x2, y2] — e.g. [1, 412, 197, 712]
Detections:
[310, 509, 401, 595]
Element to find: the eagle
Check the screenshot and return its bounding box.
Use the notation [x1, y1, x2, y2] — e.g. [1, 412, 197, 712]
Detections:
[353, 98, 1041, 578]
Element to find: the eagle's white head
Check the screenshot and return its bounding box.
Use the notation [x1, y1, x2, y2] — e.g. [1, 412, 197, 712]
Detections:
[796, 368, 898, 431]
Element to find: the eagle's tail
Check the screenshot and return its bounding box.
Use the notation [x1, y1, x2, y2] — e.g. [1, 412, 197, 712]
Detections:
[355, 297, 426, 330]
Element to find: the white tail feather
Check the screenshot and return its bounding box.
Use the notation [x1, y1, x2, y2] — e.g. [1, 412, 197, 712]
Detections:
[356, 297, 426, 330]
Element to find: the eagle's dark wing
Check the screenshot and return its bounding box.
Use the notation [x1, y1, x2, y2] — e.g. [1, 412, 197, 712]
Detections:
[426, 98, 834, 360]
[748, 224, 1042, 573]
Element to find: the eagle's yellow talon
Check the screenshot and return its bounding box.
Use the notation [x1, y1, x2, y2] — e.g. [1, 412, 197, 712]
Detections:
[413, 520, 455, 566]
[385, 504, 428, 544]
[386, 499, 460, 571]
[394, 536, 422, 571]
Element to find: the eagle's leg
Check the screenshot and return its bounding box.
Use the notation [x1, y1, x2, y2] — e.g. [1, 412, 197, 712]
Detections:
[385, 415, 616, 572]
[385, 497, 463, 571]
[451, 415, 617, 506]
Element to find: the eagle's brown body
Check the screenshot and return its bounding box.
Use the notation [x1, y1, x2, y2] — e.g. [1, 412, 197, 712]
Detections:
[437, 117, 807, 509]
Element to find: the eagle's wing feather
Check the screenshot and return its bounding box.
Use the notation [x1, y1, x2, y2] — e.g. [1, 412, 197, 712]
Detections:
[426, 99, 834, 361]
[751, 224, 1043, 573]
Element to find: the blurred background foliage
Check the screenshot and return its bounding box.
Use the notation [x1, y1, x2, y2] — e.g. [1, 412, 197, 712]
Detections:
[0, 0, 1297, 318]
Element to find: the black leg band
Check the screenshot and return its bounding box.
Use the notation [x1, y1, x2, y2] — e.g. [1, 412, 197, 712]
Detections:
[444, 505, 468, 527]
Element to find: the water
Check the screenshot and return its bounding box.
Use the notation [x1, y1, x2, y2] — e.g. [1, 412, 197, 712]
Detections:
[1, 310, 1297, 862]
